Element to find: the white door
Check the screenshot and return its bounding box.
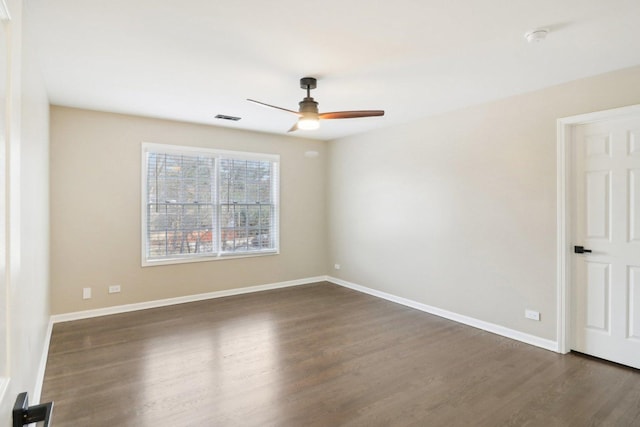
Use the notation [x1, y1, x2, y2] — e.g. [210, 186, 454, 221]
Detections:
[571, 115, 640, 369]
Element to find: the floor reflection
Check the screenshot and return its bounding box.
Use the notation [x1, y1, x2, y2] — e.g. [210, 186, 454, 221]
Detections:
[140, 313, 280, 424]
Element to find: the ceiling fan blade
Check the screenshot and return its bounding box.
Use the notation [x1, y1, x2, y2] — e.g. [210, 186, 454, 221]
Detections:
[247, 99, 300, 115]
[319, 110, 385, 120]
[287, 122, 299, 132]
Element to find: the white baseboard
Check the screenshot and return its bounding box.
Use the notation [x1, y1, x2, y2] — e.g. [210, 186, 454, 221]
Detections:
[36, 274, 560, 406]
[47, 275, 558, 358]
[33, 318, 54, 403]
[328, 276, 559, 353]
[51, 276, 327, 324]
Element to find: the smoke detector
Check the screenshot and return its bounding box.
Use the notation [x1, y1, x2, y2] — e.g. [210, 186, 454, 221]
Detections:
[524, 29, 548, 43]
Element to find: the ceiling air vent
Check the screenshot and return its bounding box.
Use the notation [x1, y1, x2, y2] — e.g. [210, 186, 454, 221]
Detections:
[215, 114, 241, 121]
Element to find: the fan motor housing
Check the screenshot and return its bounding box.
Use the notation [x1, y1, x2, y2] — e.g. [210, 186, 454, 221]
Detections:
[299, 99, 319, 114]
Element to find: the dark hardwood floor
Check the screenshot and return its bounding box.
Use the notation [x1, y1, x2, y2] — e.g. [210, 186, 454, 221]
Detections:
[41, 282, 640, 426]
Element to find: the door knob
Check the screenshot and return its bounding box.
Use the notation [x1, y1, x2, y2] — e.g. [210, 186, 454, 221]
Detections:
[574, 246, 592, 254]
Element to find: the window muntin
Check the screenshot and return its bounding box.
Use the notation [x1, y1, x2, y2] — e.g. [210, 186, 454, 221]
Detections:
[142, 144, 279, 265]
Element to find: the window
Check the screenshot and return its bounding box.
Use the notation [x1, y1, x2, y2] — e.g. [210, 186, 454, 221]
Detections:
[142, 143, 279, 265]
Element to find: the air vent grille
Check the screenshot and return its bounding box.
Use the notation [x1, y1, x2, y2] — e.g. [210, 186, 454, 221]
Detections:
[215, 114, 241, 121]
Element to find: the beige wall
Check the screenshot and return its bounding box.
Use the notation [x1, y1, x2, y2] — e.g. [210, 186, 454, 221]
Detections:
[48, 64, 640, 343]
[0, 0, 51, 420]
[50, 107, 327, 314]
[327, 66, 640, 341]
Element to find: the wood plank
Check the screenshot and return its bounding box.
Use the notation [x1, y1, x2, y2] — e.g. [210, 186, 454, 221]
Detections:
[41, 282, 640, 426]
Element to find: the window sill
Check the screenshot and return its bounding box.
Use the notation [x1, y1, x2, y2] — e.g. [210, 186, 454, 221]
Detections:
[142, 250, 278, 267]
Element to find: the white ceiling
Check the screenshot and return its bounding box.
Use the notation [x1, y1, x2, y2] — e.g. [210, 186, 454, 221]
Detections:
[27, 0, 640, 141]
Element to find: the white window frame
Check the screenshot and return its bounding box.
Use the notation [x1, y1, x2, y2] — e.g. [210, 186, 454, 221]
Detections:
[141, 142, 280, 267]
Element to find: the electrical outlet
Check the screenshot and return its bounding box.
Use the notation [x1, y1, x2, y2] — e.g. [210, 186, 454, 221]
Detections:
[334, 264, 341, 270]
[525, 309, 540, 321]
[108, 285, 121, 294]
[82, 287, 91, 300]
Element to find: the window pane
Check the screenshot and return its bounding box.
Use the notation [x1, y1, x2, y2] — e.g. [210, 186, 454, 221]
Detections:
[220, 159, 275, 252]
[197, 182, 212, 203]
[259, 182, 271, 204]
[148, 204, 167, 231]
[146, 150, 218, 260]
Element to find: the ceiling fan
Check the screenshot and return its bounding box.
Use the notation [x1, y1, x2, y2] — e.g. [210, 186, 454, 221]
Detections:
[247, 77, 384, 132]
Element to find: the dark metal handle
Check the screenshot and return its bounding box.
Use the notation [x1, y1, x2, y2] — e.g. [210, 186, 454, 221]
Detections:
[574, 245, 592, 254]
[13, 392, 53, 427]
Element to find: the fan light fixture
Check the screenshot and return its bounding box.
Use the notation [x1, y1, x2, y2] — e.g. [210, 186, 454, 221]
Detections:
[297, 114, 320, 130]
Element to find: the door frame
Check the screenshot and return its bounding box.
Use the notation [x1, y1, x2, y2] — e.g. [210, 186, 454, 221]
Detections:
[556, 103, 640, 354]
